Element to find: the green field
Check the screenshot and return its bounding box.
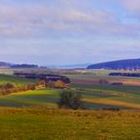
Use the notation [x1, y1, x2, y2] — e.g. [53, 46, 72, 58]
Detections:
[0, 74, 35, 86]
[0, 74, 140, 110]
[1, 87, 140, 110]
[0, 89, 59, 108]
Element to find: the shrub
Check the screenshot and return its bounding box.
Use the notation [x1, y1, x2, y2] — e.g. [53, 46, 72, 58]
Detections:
[0, 82, 36, 96]
[58, 90, 82, 110]
[54, 80, 65, 88]
[26, 84, 36, 90]
[2, 83, 15, 89]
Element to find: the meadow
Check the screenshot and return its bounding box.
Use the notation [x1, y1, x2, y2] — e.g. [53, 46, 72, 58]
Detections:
[0, 70, 140, 139]
[0, 71, 140, 110]
[0, 74, 35, 86]
[0, 107, 140, 140]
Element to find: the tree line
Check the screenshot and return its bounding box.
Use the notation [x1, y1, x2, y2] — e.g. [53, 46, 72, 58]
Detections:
[0, 83, 36, 96]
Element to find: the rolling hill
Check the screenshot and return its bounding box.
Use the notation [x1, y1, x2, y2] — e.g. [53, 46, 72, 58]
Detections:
[0, 61, 38, 68]
[87, 58, 140, 70]
[0, 61, 11, 68]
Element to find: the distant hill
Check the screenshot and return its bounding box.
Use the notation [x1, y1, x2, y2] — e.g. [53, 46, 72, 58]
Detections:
[87, 59, 140, 70]
[0, 62, 11, 68]
[11, 64, 38, 68]
[0, 62, 38, 68]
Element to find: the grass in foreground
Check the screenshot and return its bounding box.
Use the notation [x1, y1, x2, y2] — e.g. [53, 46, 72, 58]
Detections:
[0, 107, 139, 140]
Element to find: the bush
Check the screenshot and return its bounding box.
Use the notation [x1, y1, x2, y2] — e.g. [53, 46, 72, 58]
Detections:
[58, 90, 82, 110]
[0, 82, 36, 96]
[26, 84, 36, 90]
[0, 83, 15, 95]
[2, 83, 15, 89]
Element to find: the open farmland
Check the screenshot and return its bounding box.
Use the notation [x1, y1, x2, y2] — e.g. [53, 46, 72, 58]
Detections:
[0, 71, 140, 110]
[65, 71, 140, 110]
[0, 83, 140, 110]
[0, 71, 140, 139]
[65, 70, 140, 86]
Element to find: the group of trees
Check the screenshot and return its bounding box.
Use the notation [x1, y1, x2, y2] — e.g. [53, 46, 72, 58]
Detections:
[0, 79, 69, 96]
[58, 90, 82, 110]
[0, 83, 36, 96]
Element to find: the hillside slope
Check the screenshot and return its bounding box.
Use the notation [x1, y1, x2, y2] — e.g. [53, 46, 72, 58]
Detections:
[0, 62, 11, 67]
[87, 58, 140, 70]
[0, 61, 38, 68]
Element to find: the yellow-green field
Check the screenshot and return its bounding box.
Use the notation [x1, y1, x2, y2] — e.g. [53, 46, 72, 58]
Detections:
[0, 107, 139, 140]
[0, 89, 61, 108]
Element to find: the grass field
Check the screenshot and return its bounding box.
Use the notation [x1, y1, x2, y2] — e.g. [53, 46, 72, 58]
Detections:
[0, 89, 59, 108]
[0, 87, 140, 110]
[0, 72, 140, 139]
[0, 107, 139, 140]
[0, 74, 36, 86]
[0, 73, 140, 110]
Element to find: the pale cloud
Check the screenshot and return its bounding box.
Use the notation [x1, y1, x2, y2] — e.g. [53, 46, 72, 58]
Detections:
[120, 0, 140, 11]
[0, 0, 139, 65]
[0, 0, 139, 45]
[0, 2, 125, 38]
[0, 4, 47, 37]
[0, 0, 139, 38]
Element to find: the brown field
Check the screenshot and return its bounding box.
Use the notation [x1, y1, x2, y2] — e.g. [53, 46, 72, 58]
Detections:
[83, 98, 140, 110]
[70, 76, 140, 86]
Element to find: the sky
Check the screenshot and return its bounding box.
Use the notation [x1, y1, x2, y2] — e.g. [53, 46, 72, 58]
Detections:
[0, 0, 140, 66]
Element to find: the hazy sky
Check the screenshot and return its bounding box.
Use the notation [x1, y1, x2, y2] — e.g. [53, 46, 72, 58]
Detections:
[0, 0, 140, 65]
